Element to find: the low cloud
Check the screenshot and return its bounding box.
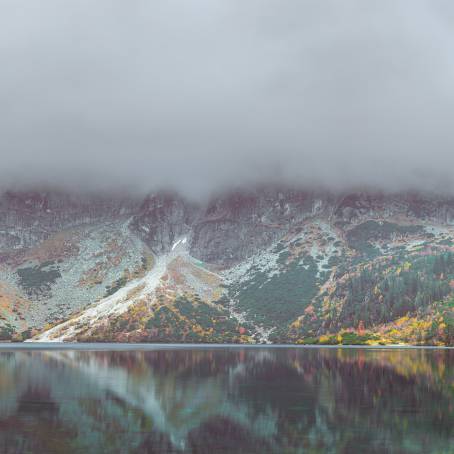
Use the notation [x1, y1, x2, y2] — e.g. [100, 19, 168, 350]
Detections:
[1, 0, 454, 197]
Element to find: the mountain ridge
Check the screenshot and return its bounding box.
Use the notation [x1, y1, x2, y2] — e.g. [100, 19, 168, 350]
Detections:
[0, 186, 453, 345]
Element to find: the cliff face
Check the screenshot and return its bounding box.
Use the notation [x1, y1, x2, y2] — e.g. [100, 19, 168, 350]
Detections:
[189, 188, 316, 265]
[130, 192, 198, 255]
[132, 188, 454, 265]
[0, 190, 140, 251]
[2, 186, 454, 345]
[3, 187, 454, 261]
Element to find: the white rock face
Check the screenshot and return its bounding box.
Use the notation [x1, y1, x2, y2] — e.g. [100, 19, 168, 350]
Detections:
[30, 236, 191, 342]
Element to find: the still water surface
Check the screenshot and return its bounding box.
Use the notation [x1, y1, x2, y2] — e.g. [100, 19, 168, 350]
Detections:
[0, 345, 453, 453]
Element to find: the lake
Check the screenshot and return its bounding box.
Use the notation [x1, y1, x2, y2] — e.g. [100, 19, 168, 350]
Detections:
[0, 345, 453, 453]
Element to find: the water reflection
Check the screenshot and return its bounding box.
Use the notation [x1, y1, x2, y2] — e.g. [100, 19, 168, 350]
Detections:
[0, 347, 453, 453]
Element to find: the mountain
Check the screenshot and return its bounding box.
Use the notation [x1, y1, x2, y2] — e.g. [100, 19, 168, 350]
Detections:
[0, 186, 453, 345]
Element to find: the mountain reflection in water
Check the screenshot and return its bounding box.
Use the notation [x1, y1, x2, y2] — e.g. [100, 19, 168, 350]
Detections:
[0, 347, 453, 453]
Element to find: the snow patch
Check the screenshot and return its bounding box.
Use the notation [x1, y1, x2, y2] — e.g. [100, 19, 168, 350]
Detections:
[171, 236, 187, 251]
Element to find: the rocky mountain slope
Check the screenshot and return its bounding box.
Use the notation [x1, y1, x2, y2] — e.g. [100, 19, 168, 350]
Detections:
[0, 187, 453, 344]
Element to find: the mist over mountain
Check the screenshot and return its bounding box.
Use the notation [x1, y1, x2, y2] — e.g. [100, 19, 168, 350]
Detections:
[1, 0, 454, 196]
[3, 5, 454, 454]
[1, 1, 454, 346]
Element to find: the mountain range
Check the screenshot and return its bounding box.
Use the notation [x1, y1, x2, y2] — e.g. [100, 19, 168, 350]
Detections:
[0, 186, 453, 345]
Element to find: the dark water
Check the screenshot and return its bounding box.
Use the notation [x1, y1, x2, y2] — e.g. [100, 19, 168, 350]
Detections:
[0, 346, 453, 453]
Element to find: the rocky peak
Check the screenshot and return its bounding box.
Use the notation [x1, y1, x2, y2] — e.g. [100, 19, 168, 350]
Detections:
[4, 185, 454, 263]
[0, 189, 140, 250]
[130, 191, 199, 254]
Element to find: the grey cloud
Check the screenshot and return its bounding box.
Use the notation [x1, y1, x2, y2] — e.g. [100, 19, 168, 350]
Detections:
[1, 0, 454, 197]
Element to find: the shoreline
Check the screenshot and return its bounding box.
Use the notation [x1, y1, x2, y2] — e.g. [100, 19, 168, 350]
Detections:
[0, 342, 453, 351]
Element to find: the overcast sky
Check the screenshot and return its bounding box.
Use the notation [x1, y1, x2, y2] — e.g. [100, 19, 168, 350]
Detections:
[1, 0, 454, 197]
